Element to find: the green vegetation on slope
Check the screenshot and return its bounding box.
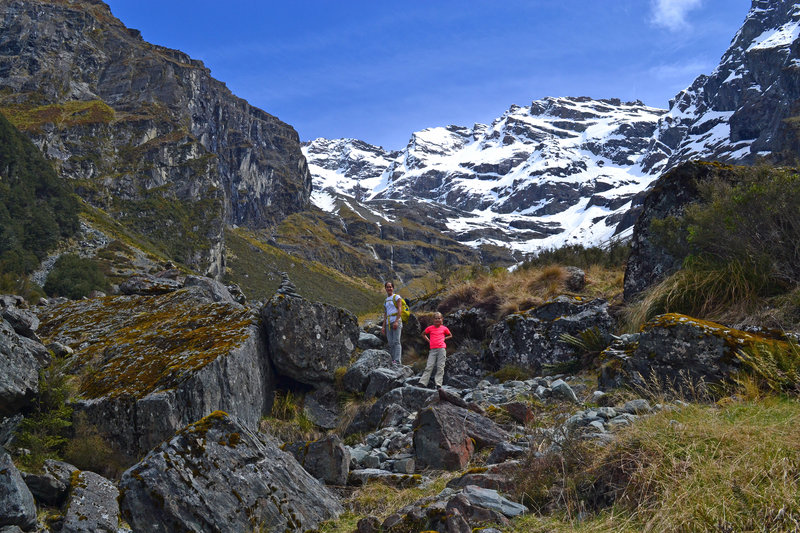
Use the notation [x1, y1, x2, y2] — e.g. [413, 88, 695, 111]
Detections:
[631, 165, 800, 329]
[223, 227, 383, 315]
[0, 111, 80, 276]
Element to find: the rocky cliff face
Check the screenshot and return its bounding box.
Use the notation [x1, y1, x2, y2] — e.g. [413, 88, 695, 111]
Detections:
[641, 0, 800, 173]
[305, 97, 666, 255]
[0, 0, 311, 276]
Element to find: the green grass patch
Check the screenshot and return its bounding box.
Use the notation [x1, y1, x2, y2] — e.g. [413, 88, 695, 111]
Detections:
[510, 397, 800, 532]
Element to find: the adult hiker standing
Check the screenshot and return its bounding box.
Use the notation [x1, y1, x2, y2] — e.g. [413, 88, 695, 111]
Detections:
[420, 312, 453, 389]
[382, 281, 404, 366]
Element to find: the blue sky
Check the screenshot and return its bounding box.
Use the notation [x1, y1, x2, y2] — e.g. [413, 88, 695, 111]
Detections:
[105, 0, 752, 150]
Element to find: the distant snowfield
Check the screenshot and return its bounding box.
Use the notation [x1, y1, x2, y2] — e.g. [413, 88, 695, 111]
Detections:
[304, 97, 665, 255]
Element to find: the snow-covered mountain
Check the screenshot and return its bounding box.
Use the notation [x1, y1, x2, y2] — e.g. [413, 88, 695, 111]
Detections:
[305, 97, 666, 254]
[304, 0, 800, 256]
[642, 0, 800, 174]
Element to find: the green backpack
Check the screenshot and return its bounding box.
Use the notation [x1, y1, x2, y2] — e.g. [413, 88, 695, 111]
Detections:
[393, 294, 411, 323]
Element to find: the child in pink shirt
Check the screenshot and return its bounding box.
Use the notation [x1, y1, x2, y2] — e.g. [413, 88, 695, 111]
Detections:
[420, 312, 453, 389]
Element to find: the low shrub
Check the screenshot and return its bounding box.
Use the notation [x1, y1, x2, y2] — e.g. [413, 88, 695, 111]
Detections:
[13, 359, 73, 472]
[63, 412, 129, 479]
[44, 253, 109, 299]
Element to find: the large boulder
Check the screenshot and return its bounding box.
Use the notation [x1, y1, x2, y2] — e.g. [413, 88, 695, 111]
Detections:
[62, 471, 119, 533]
[413, 402, 509, 471]
[1, 306, 39, 341]
[342, 349, 392, 393]
[261, 293, 359, 385]
[120, 411, 342, 532]
[36, 290, 274, 457]
[182, 275, 239, 304]
[21, 460, 77, 507]
[599, 313, 765, 392]
[0, 320, 41, 417]
[0, 452, 36, 531]
[284, 434, 350, 486]
[486, 296, 615, 374]
[623, 162, 738, 301]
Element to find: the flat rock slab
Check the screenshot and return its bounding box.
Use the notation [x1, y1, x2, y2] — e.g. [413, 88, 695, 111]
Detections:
[120, 411, 342, 533]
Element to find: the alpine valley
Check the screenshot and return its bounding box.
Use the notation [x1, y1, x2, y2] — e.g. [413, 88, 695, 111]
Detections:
[2, 1, 800, 532]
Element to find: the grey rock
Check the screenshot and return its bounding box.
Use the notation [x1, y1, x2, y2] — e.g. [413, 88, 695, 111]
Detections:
[182, 275, 238, 304]
[486, 442, 526, 465]
[358, 332, 383, 349]
[365, 366, 409, 400]
[120, 412, 341, 532]
[348, 469, 421, 488]
[0, 415, 22, 449]
[0, 320, 40, 417]
[62, 471, 119, 533]
[342, 349, 392, 393]
[607, 413, 638, 428]
[304, 384, 340, 430]
[21, 460, 77, 507]
[620, 399, 652, 415]
[17, 336, 50, 367]
[303, 435, 351, 486]
[119, 274, 183, 295]
[595, 406, 618, 419]
[564, 266, 586, 292]
[1, 307, 39, 340]
[261, 292, 358, 385]
[46, 342, 73, 358]
[38, 291, 274, 458]
[487, 296, 615, 374]
[599, 314, 749, 392]
[550, 379, 579, 403]
[347, 386, 437, 435]
[0, 453, 36, 531]
[362, 455, 381, 469]
[462, 485, 528, 518]
[393, 457, 415, 474]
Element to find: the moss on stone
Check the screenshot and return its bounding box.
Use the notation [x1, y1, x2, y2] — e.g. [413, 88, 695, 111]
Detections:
[37, 292, 256, 400]
[0, 100, 115, 133]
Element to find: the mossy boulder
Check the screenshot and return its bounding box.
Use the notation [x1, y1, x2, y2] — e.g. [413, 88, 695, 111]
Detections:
[261, 292, 358, 386]
[120, 411, 342, 532]
[599, 313, 773, 392]
[36, 289, 274, 457]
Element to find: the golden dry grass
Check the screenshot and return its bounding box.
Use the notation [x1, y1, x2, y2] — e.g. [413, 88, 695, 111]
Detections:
[432, 264, 624, 319]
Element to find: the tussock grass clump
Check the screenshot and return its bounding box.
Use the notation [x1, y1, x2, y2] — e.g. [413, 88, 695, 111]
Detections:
[735, 340, 800, 395]
[432, 255, 624, 320]
[624, 257, 771, 331]
[492, 365, 532, 382]
[261, 390, 319, 443]
[317, 472, 458, 532]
